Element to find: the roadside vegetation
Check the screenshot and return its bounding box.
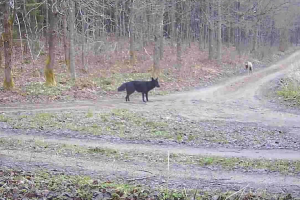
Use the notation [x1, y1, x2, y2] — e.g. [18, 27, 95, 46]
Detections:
[1, 137, 300, 176]
[0, 167, 296, 200]
[0, 108, 297, 149]
[277, 62, 300, 106]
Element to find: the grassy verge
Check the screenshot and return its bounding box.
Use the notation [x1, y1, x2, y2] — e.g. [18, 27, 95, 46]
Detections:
[171, 153, 300, 175]
[277, 63, 300, 105]
[1, 137, 300, 176]
[277, 81, 300, 105]
[0, 109, 171, 139]
[0, 167, 296, 200]
[0, 108, 293, 148]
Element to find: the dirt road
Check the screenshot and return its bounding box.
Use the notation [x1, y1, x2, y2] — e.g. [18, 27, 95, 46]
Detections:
[1, 51, 300, 196]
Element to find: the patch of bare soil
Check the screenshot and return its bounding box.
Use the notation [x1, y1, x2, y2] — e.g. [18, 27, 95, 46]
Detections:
[1, 51, 300, 197]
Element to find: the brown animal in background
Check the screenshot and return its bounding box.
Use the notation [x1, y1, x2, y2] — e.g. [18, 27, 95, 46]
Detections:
[245, 61, 253, 75]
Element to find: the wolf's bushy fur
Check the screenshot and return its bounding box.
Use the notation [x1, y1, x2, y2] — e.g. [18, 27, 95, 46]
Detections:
[118, 78, 160, 102]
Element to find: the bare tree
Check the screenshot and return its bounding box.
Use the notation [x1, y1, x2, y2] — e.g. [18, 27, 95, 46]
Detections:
[216, 0, 222, 61]
[176, 0, 182, 68]
[69, 0, 76, 79]
[169, 0, 176, 47]
[129, 0, 136, 65]
[81, 7, 87, 72]
[153, 0, 164, 77]
[208, 0, 214, 60]
[2, 0, 14, 89]
[159, 0, 165, 60]
[0, 33, 2, 69]
[45, 0, 58, 86]
[62, 1, 70, 70]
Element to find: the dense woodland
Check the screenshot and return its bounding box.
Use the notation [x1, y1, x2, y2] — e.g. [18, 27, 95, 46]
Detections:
[0, 0, 300, 92]
[2, 1, 300, 198]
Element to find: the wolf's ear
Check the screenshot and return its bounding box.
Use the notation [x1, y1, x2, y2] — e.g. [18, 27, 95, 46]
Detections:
[156, 78, 158, 81]
[151, 77, 154, 81]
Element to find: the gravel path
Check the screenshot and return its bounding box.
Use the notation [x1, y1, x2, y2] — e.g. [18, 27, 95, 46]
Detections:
[1, 51, 300, 196]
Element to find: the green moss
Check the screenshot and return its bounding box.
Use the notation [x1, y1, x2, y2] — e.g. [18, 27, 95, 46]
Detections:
[3, 73, 14, 90]
[45, 56, 57, 87]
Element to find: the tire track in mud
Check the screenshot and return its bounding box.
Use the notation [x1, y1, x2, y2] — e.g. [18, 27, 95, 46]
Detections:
[1, 132, 300, 161]
[1, 147, 300, 196]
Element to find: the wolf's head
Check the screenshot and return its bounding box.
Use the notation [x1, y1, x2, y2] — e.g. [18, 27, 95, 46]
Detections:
[245, 62, 249, 69]
[151, 77, 160, 88]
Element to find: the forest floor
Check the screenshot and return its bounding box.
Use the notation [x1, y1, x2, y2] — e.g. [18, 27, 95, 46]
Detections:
[1, 43, 300, 199]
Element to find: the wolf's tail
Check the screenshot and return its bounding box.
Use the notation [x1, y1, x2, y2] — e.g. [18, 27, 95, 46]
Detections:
[118, 83, 126, 91]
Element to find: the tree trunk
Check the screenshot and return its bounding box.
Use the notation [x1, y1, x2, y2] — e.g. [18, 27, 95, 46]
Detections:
[142, 10, 147, 46]
[170, 0, 176, 47]
[69, 0, 76, 79]
[0, 37, 2, 68]
[279, 28, 289, 52]
[62, 1, 70, 70]
[252, 22, 258, 53]
[115, 0, 120, 37]
[198, 1, 204, 50]
[159, 0, 165, 60]
[198, 22, 203, 50]
[186, 0, 192, 47]
[208, 1, 214, 60]
[216, 0, 222, 61]
[176, 1, 182, 67]
[129, 0, 136, 65]
[81, 8, 87, 72]
[2, 1, 14, 90]
[45, 0, 57, 86]
[153, 0, 164, 77]
[122, 0, 126, 37]
[230, 22, 234, 45]
[45, 0, 49, 45]
[208, 26, 213, 60]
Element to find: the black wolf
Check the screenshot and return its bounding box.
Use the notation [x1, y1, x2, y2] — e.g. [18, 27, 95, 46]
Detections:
[118, 78, 160, 102]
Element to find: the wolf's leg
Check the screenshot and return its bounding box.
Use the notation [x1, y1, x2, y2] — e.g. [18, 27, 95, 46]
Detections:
[142, 93, 146, 102]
